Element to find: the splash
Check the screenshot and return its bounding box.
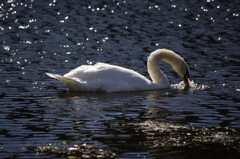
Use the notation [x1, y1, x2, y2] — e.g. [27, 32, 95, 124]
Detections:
[171, 80, 210, 90]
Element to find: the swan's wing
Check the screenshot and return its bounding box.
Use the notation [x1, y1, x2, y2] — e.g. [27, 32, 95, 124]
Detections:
[47, 63, 154, 92]
[89, 63, 153, 91]
[64, 62, 150, 81]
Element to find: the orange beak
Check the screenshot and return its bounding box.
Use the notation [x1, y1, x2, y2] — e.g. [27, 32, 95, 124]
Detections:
[183, 73, 190, 87]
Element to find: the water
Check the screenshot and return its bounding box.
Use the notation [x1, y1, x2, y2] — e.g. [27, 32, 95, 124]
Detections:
[1, 0, 240, 158]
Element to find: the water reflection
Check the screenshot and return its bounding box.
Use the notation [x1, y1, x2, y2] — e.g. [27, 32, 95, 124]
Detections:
[45, 91, 149, 121]
[134, 120, 240, 159]
[46, 89, 185, 121]
[28, 91, 240, 158]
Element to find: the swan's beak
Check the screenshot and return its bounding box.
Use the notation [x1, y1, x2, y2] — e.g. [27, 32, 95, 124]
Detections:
[183, 73, 190, 87]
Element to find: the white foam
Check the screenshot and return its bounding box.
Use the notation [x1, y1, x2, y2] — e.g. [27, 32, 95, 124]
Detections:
[171, 80, 210, 90]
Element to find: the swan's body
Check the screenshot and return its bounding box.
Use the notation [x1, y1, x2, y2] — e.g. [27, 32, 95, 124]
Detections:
[46, 49, 190, 92]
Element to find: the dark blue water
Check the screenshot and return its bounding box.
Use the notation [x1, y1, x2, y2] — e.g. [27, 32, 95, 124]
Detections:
[1, 0, 240, 158]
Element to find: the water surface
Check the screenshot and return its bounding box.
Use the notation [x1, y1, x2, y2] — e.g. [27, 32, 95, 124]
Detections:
[1, 0, 240, 158]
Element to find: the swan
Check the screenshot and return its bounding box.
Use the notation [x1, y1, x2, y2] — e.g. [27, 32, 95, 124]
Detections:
[46, 49, 190, 92]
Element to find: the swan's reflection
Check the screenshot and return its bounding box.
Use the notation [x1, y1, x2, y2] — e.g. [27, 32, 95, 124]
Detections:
[45, 89, 189, 122]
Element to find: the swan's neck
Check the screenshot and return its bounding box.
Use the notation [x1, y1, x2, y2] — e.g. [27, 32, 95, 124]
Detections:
[147, 49, 187, 85]
[147, 54, 169, 85]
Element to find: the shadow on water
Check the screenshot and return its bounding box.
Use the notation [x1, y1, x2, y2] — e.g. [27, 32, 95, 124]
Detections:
[24, 90, 240, 159]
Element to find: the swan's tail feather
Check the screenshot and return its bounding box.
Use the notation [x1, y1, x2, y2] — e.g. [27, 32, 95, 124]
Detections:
[46, 72, 82, 91]
[46, 72, 60, 79]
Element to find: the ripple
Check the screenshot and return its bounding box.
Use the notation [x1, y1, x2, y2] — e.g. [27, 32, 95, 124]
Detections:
[1, 0, 240, 158]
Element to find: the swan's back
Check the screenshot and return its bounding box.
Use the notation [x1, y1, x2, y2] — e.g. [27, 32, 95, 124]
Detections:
[47, 62, 153, 92]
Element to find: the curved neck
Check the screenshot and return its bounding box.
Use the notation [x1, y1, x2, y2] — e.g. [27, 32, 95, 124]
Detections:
[147, 55, 169, 85]
[147, 49, 187, 85]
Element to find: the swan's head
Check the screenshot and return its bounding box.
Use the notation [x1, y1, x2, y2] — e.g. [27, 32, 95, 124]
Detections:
[173, 60, 190, 87]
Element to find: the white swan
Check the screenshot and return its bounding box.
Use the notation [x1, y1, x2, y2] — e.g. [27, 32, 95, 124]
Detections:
[46, 49, 190, 92]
